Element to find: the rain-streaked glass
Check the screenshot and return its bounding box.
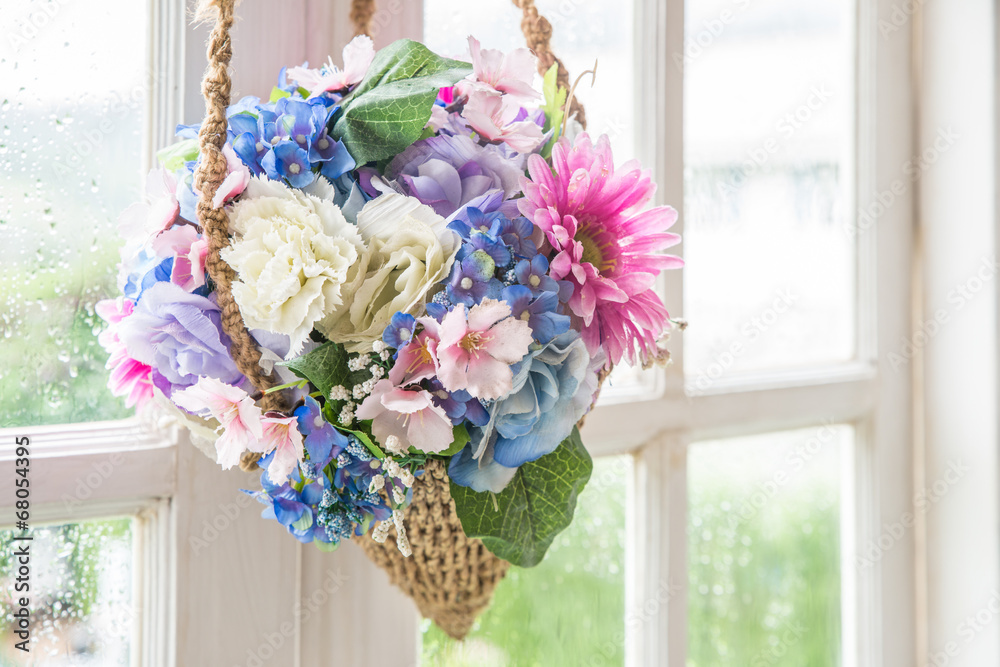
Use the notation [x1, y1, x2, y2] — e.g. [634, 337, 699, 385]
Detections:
[0, 1, 147, 426]
[688, 425, 847, 666]
[683, 0, 854, 388]
[420, 456, 629, 666]
[0, 518, 134, 665]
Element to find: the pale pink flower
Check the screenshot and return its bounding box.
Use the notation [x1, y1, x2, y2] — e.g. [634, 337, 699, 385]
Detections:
[463, 89, 544, 154]
[117, 168, 179, 244]
[212, 143, 251, 208]
[356, 379, 454, 454]
[436, 298, 533, 400]
[258, 415, 305, 484]
[519, 132, 683, 367]
[96, 298, 154, 409]
[172, 376, 264, 470]
[389, 317, 440, 386]
[286, 35, 375, 97]
[150, 224, 209, 292]
[455, 36, 540, 102]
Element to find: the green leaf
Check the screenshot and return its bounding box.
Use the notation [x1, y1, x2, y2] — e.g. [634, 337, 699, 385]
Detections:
[450, 427, 593, 567]
[280, 341, 348, 401]
[313, 539, 339, 553]
[540, 63, 567, 159]
[331, 39, 471, 164]
[269, 86, 291, 103]
[156, 138, 199, 171]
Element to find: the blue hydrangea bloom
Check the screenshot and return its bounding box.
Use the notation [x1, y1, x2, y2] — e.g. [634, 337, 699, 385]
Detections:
[502, 285, 570, 343]
[450, 331, 591, 492]
[383, 311, 416, 351]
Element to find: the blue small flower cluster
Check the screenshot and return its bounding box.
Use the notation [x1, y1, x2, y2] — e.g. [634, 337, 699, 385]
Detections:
[428, 207, 572, 344]
[173, 74, 358, 222]
[249, 397, 405, 548]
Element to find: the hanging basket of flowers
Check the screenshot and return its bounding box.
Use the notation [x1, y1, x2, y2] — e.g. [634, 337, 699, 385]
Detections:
[99, 0, 682, 640]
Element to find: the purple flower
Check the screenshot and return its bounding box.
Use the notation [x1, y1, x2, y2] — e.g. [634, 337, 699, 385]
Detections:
[383, 312, 417, 350]
[384, 133, 524, 217]
[515, 256, 561, 296]
[294, 396, 347, 469]
[448, 251, 500, 306]
[262, 140, 314, 188]
[117, 281, 242, 398]
[427, 380, 489, 426]
[503, 285, 570, 343]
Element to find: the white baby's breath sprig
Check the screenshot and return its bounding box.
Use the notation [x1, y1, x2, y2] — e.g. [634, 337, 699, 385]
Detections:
[393, 509, 411, 557]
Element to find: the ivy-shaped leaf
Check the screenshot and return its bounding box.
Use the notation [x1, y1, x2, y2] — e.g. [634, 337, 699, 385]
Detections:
[450, 427, 593, 567]
[331, 39, 471, 164]
[156, 138, 199, 171]
[279, 341, 348, 401]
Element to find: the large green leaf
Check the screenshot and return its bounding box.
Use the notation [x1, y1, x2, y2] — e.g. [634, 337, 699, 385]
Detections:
[539, 63, 567, 159]
[331, 39, 471, 164]
[450, 428, 593, 567]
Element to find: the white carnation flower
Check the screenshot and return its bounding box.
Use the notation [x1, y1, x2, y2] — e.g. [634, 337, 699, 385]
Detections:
[222, 177, 364, 357]
[318, 192, 460, 351]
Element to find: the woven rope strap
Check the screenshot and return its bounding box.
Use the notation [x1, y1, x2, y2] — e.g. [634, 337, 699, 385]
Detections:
[511, 0, 587, 129]
[194, 0, 290, 471]
[357, 460, 510, 640]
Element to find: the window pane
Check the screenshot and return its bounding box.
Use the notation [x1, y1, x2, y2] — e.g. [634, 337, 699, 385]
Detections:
[683, 0, 854, 385]
[0, 1, 148, 426]
[688, 425, 848, 666]
[1, 518, 135, 665]
[420, 456, 629, 666]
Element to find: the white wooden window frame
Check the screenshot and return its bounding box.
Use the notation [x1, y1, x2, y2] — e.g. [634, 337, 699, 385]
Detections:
[2, 1, 997, 666]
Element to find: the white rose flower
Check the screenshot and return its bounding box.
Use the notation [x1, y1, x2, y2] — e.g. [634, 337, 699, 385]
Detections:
[317, 193, 460, 351]
[222, 177, 364, 357]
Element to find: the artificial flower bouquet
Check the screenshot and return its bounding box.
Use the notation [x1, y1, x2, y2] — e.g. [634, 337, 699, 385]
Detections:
[99, 34, 681, 571]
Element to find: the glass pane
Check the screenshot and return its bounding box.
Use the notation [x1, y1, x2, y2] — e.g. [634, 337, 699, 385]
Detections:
[420, 456, 629, 666]
[688, 425, 848, 666]
[0, 1, 148, 426]
[424, 0, 654, 401]
[0, 518, 135, 665]
[683, 0, 854, 385]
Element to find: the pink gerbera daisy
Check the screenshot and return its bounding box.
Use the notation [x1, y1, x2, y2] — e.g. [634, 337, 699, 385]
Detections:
[518, 132, 683, 367]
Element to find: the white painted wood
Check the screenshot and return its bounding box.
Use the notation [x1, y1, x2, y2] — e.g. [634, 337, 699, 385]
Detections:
[171, 430, 302, 667]
[919, 2, 1000, 666]
[299, 541, 419, 666]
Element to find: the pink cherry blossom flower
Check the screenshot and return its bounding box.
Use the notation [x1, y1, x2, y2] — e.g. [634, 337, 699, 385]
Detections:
[117, 168, 179, 245]
[96, 298, 154, 409]
[212, 143, 252, 208]
[172, 376, 264, 470]
[150, 224, 209, 292]
[356, 379, 454, 454]
[389, 317, 441, 386]
[519, 132, 683, 367]
[463, 89, 544, 154]
[455, 36, 540, 102]
[258, 415, 305, 484]
[436, 298, 533, 400]
[286, 35, 376, 97]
